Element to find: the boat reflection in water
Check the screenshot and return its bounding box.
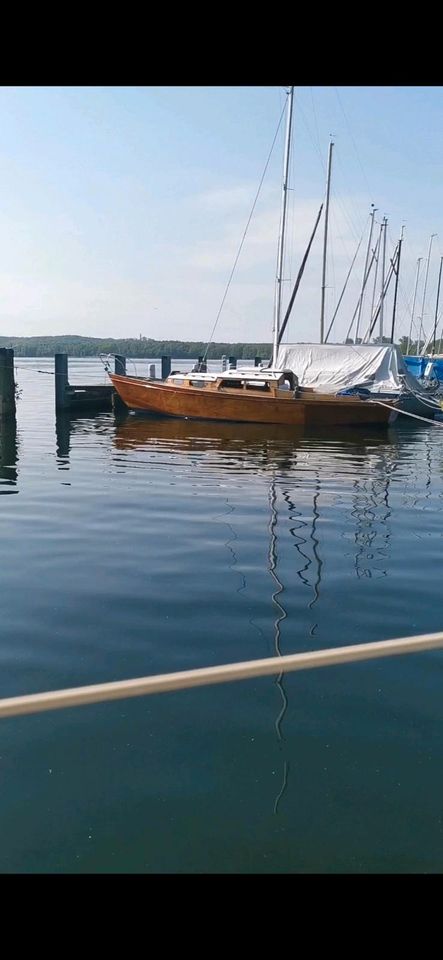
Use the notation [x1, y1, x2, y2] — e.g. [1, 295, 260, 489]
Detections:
[0, 417, 18, 494]
[111, 413, 404, 812]
[111, 411, 402, 465]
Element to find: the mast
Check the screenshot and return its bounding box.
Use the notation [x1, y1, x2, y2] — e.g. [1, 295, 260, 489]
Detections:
[423, 255, 443, 356]
[355, 204, 376, 342]
[418, 233, 436, 354]
[272, 86, 294, 368]
[320, 139, 334, 344]
[277, 203, 324, 347]
[379, 217, 387, 340]
[406, 257, 422, 355]
[432, 257, 443, 355]
[369, 221, 382, 334]
[390, 225, 404, 344]
[363, 239, 398, 342]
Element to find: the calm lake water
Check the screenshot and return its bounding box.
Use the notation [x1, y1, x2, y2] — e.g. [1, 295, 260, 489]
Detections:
[1, 356, 443, 873]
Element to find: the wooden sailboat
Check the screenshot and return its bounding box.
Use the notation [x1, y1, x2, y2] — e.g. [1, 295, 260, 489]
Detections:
[109, 88, 398, 428]
[109, 368, 397, 426]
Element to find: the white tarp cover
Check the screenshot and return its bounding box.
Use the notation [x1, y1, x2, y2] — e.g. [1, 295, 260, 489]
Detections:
[275, 343, 423, 395]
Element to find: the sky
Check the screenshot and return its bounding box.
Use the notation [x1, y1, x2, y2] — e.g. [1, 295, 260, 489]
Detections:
[1, 84, 443, 346]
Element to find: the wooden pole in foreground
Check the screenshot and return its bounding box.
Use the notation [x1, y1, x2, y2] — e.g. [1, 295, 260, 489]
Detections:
[161, 355, 171, 379]
[1, 631, 443, 720]
[0, 348, 16, 420]
[55, 353, 69, 410]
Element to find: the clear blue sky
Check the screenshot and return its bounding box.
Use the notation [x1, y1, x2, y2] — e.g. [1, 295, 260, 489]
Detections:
[1, 85, 443, 345]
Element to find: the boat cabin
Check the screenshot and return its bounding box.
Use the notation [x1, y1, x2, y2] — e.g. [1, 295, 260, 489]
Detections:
[166, 368, 299, 396]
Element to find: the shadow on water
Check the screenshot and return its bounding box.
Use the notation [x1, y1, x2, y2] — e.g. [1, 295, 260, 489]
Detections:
[0, 416, 18, 493]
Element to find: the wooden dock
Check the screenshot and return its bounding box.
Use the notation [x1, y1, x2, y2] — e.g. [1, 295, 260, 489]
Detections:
[54, 353, 175, 411]
[55, 353, 125, 411]
[0, 351, 264, 421]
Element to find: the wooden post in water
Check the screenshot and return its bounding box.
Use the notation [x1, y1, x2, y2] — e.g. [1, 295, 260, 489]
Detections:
[149, 364, 156, 379]
[228, 356, 237, 370]
[0, 348, 16, 421]
[161, 355, 171, 380]
[55, 354, 69, 410]
[114, 355, 126, 376]
[254, 356, 261, 367]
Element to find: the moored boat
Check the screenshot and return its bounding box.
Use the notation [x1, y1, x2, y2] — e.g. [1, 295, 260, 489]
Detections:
[109, 367, 397, 427]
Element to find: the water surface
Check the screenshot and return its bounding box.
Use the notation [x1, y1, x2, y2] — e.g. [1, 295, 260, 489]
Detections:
[1, 358, 443, 873]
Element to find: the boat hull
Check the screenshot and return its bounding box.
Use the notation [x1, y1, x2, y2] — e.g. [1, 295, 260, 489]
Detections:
[109, 374, 397, 427]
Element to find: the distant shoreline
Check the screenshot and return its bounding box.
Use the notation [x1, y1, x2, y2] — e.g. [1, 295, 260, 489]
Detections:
[0, 335, 272, 360]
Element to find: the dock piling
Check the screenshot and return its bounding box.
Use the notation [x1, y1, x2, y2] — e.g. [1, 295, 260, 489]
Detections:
[55, 353, 69, 410]
[0, 349, 16, 420]
[161, 355, 171, 380]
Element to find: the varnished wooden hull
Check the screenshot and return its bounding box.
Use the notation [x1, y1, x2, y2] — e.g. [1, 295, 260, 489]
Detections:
[109, 374, 397, 427]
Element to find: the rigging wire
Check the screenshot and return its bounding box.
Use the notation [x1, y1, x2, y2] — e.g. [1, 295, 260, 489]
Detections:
[324, 218, 367, 342]
[201, 96, 288, 364]
[333, 86, 373, 199]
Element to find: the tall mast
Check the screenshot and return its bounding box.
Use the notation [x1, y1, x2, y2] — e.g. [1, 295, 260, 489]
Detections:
[355, 204, 376, 342]
[369, 221, 382, 333]
[272, 86, 294, 368]
[418, 233, 436, 353]
[320, 139, 334, 344]
[421, 255, 443, 356]
[390, 225, 404, 344]
[379, 217, 387, 340]
[406, 257, 422, 355]
[430, 256, 443, 355]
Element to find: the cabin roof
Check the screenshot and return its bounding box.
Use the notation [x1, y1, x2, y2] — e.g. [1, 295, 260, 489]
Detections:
[167, 368, 291, 384]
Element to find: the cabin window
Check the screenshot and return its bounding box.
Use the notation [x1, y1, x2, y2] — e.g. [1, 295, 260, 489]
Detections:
[190, 380, 207, 388]
[219, 379, 243, 389]
[244, 381, 270, 391]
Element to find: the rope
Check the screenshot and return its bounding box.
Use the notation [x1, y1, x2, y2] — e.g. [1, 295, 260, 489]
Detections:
[1, 630, 443, 719]
[372, 399, 443, 426]
[13, 366, 59, 376]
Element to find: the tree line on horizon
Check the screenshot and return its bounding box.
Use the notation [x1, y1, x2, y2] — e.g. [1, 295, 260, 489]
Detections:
[1, 334, 441, 357]
[0, 335, 273, 359]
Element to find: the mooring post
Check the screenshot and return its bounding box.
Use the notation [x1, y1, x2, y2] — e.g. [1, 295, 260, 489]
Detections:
[0, 348, 17, 420]
[55, 354, 69, 410]
[197, 355, 207, 372]
[254, 356, 261, 367]
[161, 355, 171, 380]
[228, 356, 237, 370]
[114, 355, 126, 376]
[149, 364, 156, 379]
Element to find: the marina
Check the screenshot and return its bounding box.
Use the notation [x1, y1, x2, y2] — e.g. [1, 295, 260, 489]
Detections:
[3, 85, 443, 874]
